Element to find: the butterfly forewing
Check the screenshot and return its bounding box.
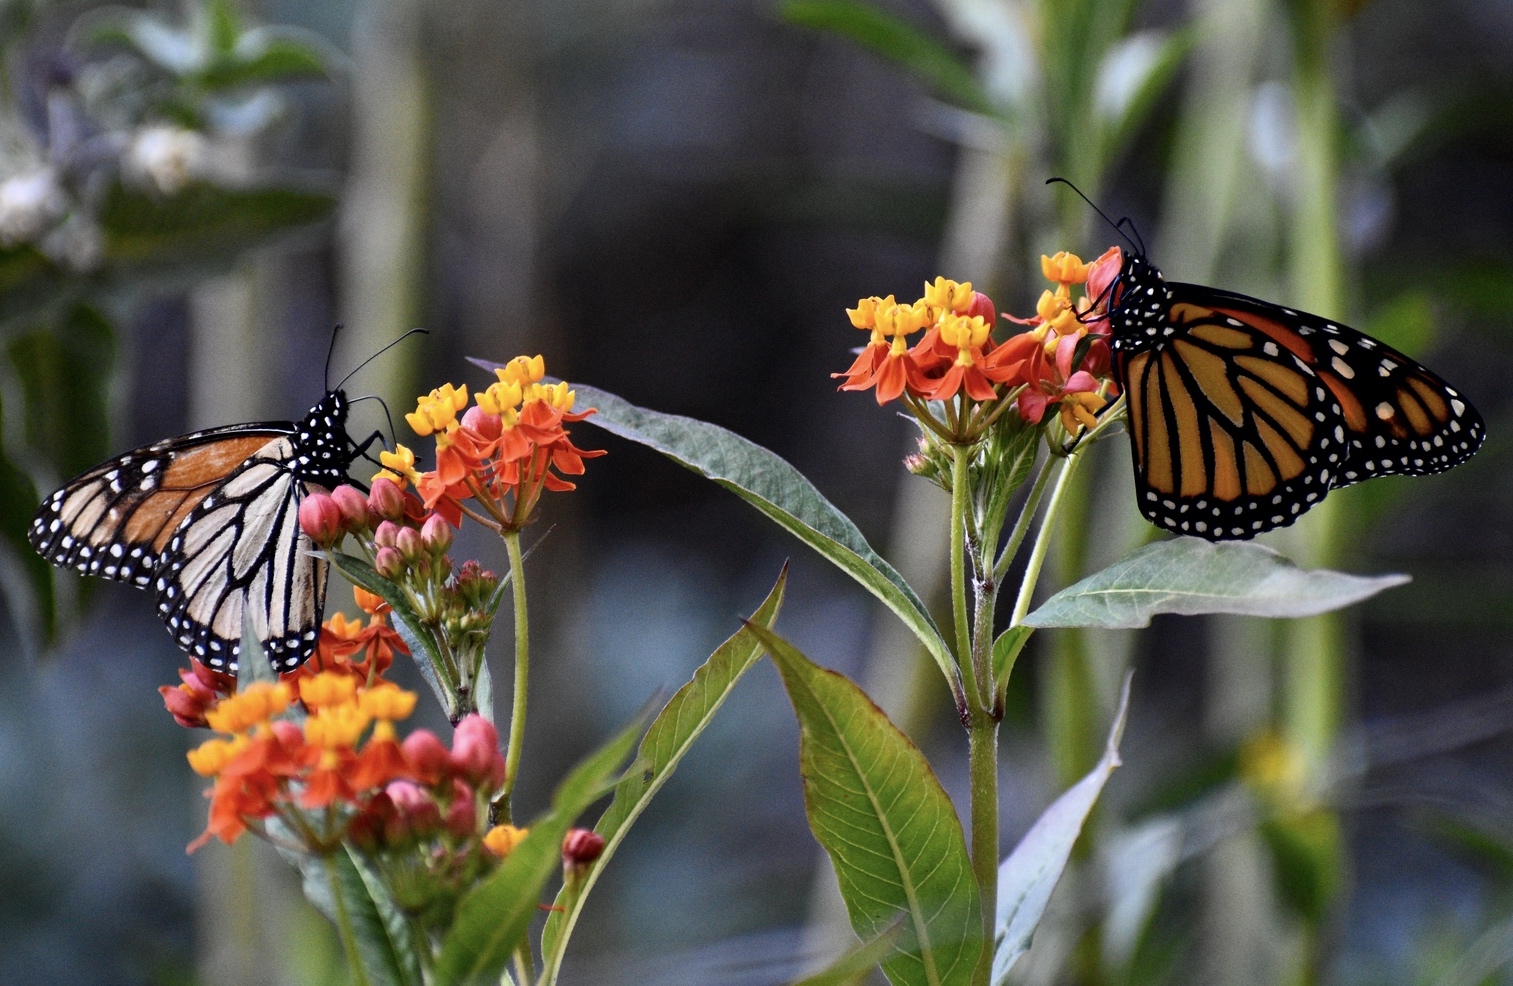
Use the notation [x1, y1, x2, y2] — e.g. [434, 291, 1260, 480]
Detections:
[28, 426, 292, 587]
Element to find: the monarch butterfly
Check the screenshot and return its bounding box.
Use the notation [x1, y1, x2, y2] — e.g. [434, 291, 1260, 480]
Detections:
[1105, 243, 1485, 541]
[27, 332, 416, 673]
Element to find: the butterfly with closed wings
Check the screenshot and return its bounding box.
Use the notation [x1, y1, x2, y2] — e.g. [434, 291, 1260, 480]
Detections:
[1100, 231, 1484, 541]
[28, 332, 418, 673]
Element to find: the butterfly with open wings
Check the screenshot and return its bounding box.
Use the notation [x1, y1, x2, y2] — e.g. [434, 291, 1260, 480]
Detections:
[1105, 246, 1485, 540]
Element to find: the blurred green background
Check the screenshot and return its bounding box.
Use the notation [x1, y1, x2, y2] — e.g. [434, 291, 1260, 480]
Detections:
[0, 0, 1509, 983]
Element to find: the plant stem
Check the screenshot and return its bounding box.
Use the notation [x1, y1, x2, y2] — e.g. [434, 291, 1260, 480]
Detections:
[993, 453, 1056, 584]
[968, 715, 999, 985]
[500, 530, 531, 823]
[324, 853, 372, 986]
[950, 443, 982, 709]
[1009, 453, 1081, 627]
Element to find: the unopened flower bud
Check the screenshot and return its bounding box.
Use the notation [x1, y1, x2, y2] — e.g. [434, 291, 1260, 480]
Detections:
[421, 514, 454, 556]
[298, 493, 344, 547]
[402, 729, 451, 784]
[386, 780, 442, 837]
[373, 520, 402, 549]
[462, 404, 504, 440]
[369, 478, 406, 522]
[966, 291, 996, 322]
[562, 828, 605, 872]
[444, 780, 477, 838]
[450, 714, 508, 791]
[331, 485, 372, 531]
[395, 527, 425, 562]
[374, 546, 404, 579]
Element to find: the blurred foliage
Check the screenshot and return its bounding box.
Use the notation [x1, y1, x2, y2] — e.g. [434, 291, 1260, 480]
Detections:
[0, 0, 334, 654]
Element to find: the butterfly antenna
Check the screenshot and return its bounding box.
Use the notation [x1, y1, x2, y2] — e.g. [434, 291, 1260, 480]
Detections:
[334, 327, 430, 392]
[1045, 177, 1145, 257]
[349, 394, 398, 449]
[323, 324, 343, 392]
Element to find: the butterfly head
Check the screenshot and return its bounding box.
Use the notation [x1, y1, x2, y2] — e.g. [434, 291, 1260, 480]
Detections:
[292, 389, 356, 487]
[1107, 250, 1172, 353]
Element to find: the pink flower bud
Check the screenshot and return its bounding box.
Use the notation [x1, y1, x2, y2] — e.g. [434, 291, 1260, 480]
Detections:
[421, 514, 454, 555]
[462, 405, 503, 440]
[401, 730, 451, 785]
[298, 493, 344, 546]
[966, 291, 996, 322]
[385, 780, 441, 838]
[369, 478, 406, 522]
[562, 828, 605, 869]
[374, 546, 405, 579]
[331, 485, 372, 531]
[373, 521, 402, 549]
[395, 526, 425, 562]
[450, 714, 507, 790]
[444, 780, 477, 838]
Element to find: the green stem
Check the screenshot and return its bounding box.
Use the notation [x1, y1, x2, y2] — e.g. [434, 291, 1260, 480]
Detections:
[500, 530, 531, 823]
[324, 854, 372, 986]
[1009, 453, 1082, 627]
[968, 717, 999, 985]
[993, 453, 1056, 584]
[950, 444, 981, 709]
[513, 941, 536, 986]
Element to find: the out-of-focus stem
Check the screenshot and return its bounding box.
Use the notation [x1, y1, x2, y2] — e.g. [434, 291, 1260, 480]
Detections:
[325, 854, 371, 986]
[499, 530, 530, 823]
[951, 444, 981, 709]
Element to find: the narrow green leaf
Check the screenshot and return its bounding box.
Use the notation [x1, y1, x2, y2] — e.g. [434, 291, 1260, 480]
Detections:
[288, 845, 425, 986]
[540, 567, 789, 966]
[328, 551, 453, 718]
[992, 675, 1132, 984]
[475, 374, 956, 695]
[1021, 537, 1409, 629]
[0, 382, 53, 650]
[1097, 28, 1193, 160]
[991, 625, 1031, 692]
[203, 34, 328, 89]
[100, 181, 336, 273]
[754, 624, 982, 986]
[433, 718, 643, 986]
[782, 0, 991, 114]
[792, 921, 904, 986]
[9, 304, 115, 482]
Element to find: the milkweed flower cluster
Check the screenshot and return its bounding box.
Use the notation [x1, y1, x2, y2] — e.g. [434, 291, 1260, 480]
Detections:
[374, 355, 605, 532]
[836, 248, 1123, 447]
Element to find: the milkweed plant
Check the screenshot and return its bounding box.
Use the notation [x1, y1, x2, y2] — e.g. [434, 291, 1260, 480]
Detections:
[158, 255, 1408, 986]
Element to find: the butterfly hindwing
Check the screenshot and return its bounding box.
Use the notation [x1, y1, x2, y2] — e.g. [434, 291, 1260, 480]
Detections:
[28, 426, 292, 588]
[1117, 298, 1346, 539]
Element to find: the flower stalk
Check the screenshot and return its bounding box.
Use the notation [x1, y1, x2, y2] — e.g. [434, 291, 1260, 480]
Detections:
[500, 529, 531, 824]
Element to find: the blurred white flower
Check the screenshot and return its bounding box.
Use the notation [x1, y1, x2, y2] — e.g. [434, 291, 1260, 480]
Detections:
[41, 214, 104, 272]
[124, 124, 207, 195]
[0, 169, 68, 247]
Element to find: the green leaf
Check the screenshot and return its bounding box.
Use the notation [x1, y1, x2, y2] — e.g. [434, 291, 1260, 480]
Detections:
[992, 675, 1132, 984]
[1259, 810, 1341, 924]
[540, 567, 789, 968]
[754, 623, 982, 986]
[792, 921, 905, 986]
[433, 717, 644, 986]
[991, 625, 1031, 693]
[1096, 28, 1193, 161]
[1021, 537, 1409, 629]
[9, 303, 115, 482]
[327, 551, 455, 719]
[496, 375, 956, 696]
[202, 34, 328, 89]
[0, 383, 52, 650]
[100, 181, 336, 275]
[288, 845, 425, 986]
[781, 0, 991, 114]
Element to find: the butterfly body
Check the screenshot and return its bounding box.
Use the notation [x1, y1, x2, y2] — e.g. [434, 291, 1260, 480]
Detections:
[30, 389, 358, 673]
[1107, 251, 1484, 540]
